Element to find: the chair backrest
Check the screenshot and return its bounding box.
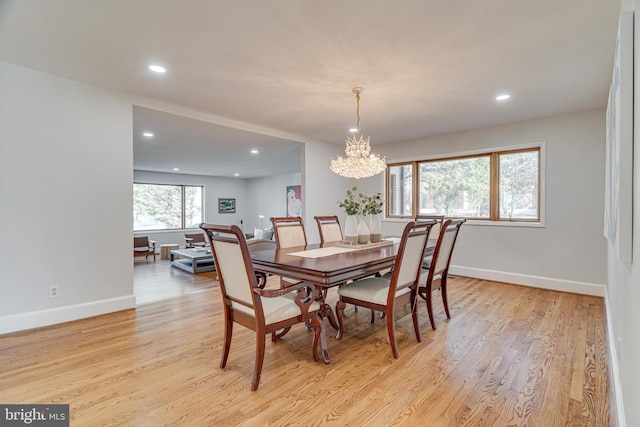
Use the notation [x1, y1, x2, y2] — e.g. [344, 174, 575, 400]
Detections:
[388, 220, 436, 299]
[200, 223, 261, 315]
[271, 216, 307, 249]
[134, 236, 150, 248]
[185, 232, 206, 243]
[246, 238, 277, 253]
[314, 215, 343, 243]
[428, 218, 466, 278]
[415, 215, 445, 242]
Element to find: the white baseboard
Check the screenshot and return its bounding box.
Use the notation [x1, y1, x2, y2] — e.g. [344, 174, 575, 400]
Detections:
[0, 295, 136, 335]
[604, 293, 626, 427]
[449, 265, 606, 297]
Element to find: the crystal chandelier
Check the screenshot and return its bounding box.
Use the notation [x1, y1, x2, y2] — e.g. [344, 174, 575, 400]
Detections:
[330, 87, 386, 179]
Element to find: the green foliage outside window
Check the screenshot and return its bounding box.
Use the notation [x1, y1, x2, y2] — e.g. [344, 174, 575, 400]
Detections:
[134, 183, 203, 230]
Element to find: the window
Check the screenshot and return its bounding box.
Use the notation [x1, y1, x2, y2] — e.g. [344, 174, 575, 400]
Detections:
[498, 150, 539, 220]
[386, 163, 413, 217]
[133, 183, 203, 231]
[386, 147, 540, 222]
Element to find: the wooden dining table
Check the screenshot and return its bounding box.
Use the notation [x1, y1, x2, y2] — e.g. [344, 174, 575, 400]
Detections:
[251, 240, 399, 288]
[250, 238, 436, 288]
[250, 240, 397, 358]
[250, 238, 436, 363]
[251, 239, 434, 321]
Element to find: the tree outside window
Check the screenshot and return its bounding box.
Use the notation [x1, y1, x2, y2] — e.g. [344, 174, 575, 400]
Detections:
[134, 183, 203, 230]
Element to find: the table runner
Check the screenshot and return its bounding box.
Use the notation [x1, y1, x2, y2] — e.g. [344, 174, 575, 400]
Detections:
[288, 247, 356, 258]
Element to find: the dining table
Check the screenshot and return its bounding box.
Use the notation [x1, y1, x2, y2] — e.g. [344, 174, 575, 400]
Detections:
[251, 238, 436, 324]
[251, 238, 436, 287]
[250, 237, 437, 364]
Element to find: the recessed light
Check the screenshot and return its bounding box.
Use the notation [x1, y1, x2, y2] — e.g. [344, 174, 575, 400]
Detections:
[173, 168, 179, 171]
[234, 173, 240, 177]
[142, 132, 154, 137]
[251, 149, 259, 154]
[149, 64, 166, 73]
[349, 128, 358, 133]
[496, 94, 510, 101]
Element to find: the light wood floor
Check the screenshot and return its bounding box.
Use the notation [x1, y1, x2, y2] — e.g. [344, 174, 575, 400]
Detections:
[1, 264, 610, 426]
[133, 258, 218, 305]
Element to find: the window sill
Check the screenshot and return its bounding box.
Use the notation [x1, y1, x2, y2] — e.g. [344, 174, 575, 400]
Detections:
[382, 217, 545, 228]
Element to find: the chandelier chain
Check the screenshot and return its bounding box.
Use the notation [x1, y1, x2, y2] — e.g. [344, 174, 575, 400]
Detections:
[355, 90, 361, 133]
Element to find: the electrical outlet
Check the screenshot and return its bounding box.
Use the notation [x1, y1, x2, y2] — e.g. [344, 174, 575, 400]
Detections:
[49, 285, 59, 298]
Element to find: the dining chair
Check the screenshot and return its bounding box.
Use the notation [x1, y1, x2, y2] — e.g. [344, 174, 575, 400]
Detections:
[271, 216, 307, 248]
[335, 219, 437, 359]
[199, 223, 328, 391]
[314, 215, 343, 243]
[133, 236, 156, 262]
[415, 214, 445, 258]
[418, 218, 466, 330]
[270, 216, 308, 288]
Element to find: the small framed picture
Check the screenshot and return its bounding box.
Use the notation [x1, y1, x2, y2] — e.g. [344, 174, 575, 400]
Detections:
[218, 198, 236, 213]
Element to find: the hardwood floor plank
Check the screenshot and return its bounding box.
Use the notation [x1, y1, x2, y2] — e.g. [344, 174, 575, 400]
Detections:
[0, 265, 610, 426]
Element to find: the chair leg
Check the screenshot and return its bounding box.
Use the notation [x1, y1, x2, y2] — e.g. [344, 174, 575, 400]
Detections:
[411, 295, 422, 343]
[441, 277, 450, 319]
[425, 287, 436, 330]
[385, 308, 399, 359]
[370, 309, 375, 323]
[220, 314, 233, 369]
[335, 301, 346, 340]
[252, 332, 266, 391]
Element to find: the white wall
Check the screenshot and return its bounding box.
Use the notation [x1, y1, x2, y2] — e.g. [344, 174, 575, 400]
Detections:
[376, 109, 607, 295]
[301, 140, 373, 243]
[607, 2, 640, 425]
[246, 172, 301, 231]
[0, 62, 135, 332]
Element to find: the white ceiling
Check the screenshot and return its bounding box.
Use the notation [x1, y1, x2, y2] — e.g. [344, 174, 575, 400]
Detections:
[0, 0, 621, 177]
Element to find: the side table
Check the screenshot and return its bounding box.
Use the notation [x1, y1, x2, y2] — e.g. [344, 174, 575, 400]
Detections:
[160, 244, 179, 260]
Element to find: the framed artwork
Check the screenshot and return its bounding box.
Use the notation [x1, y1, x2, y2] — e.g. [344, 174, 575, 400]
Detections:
[286, 185, 302, 217]
[218, 198, 236, 214]
[604, 11, 633, 263]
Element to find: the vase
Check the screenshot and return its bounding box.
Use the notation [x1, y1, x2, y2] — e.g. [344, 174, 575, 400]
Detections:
[357, 215, 370, 244]
[368, 213, 382, 243]
[344, 214, 358, 244]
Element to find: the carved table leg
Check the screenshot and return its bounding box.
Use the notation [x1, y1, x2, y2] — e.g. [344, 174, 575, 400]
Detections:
[314, 285, 339, 331]
[310, 316, 330, 364]
[321, 303, 339, 331]
[335, 301, 347, 340]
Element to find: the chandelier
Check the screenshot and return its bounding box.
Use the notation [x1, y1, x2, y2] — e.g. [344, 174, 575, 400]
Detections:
[330, 87, 386, 179]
